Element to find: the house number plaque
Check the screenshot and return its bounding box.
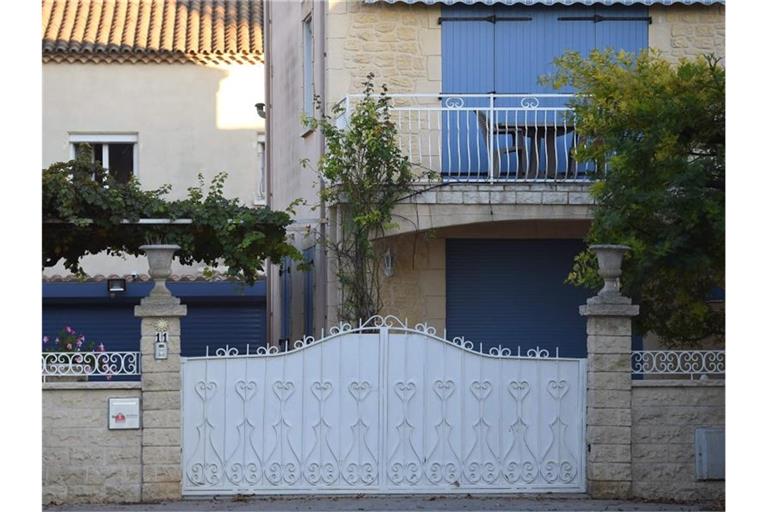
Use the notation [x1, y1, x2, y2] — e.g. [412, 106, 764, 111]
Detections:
[154, 319, 169, 360]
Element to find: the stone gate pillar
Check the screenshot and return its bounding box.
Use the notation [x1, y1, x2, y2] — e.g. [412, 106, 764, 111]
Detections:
[579, 245, 639, 499]
[135, 245, 187, 501]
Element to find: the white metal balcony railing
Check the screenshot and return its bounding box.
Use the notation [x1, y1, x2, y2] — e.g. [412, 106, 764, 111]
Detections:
[341, 93, 596, 183]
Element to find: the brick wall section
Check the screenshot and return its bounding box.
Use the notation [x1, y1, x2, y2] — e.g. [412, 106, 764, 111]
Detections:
[326, 1, 440, 103]
[649, 4, 725, 63]
[43, 384, 142, 504]
[631, 381, 725, 501]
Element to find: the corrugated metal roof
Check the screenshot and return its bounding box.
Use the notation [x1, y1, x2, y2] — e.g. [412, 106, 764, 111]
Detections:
[363, 1, 724, 6]
[42, 0, 264, 65]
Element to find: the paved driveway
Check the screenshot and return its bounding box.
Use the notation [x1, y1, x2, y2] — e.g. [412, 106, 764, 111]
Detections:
[45, 494, 722, 511]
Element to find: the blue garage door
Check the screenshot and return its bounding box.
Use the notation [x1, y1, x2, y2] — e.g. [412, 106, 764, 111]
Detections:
[446, 239, 592, 357]
[180, 302, 266, 357]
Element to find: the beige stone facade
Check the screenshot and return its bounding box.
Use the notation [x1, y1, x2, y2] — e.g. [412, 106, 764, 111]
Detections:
[266, 0, 726, 344]
[631, 381, 725, 502]
[43, 383, 142, 504]
[326, 0, 440, 105]
[649, 4, 725, 63]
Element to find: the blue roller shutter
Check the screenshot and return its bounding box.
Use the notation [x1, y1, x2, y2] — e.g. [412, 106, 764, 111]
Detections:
[42, 304, 140, 353]
[42, 281, 267, 358]
[445, 239, 592, 357]
[179, 302, 266, 357]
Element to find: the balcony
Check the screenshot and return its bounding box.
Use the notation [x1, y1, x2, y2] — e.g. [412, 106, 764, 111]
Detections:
[341, 93, 597, 183]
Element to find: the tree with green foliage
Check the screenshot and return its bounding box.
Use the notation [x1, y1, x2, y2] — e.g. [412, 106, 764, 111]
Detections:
[303, 74, 426, 322]
[548, 50, 724, 347]
[43, 155, 300, 283]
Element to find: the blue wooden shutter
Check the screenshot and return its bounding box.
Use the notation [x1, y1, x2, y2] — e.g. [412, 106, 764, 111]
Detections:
[440, 6, 495, 177]
[303, 247, 315, 337]
[280, 257, 292, 341]
[593, 5, 650, 58]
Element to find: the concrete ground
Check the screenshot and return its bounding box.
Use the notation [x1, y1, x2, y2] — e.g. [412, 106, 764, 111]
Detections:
[44, 494, 723, 512]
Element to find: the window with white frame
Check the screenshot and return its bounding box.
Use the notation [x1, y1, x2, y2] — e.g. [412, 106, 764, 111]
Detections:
[69, 133, 138, 184]
[303, 15, 314, 117]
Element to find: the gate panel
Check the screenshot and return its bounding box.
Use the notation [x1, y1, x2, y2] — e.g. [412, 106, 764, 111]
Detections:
[182, 318, 585, 495]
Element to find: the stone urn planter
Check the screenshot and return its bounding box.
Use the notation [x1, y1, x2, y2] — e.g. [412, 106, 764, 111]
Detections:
[590, 244, 630, 299]
[140, 244, 180, 300]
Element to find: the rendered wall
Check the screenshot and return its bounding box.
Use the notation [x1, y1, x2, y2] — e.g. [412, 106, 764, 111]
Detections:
[43, 62, 265, 277]
[631, 381, 725, 501]
[43, 384, 143, 504]
[326, 0, 440, 105]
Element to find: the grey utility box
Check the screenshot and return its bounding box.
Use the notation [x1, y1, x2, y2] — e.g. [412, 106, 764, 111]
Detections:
[695, 427, 725, 480]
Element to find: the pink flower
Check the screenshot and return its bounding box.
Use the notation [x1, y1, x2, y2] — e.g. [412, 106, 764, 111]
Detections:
[43, 336, 49, 344]
[65, 326, 74, 334]
[66, 343, 72, 350]
[76, 339, 83, 348]
[97, 343, 106, 352]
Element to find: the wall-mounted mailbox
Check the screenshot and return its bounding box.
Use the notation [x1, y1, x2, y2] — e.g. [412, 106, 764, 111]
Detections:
[108, 397, 140, 430]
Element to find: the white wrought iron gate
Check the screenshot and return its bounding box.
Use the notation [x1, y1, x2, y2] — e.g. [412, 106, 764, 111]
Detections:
[181, 316, 586, 495]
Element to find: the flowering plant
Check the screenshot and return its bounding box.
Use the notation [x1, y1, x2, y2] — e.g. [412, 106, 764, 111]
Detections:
[42, 326, 110, 377]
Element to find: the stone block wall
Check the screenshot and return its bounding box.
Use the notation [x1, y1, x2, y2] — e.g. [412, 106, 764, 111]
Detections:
[631, 381, 725, 502]
[650, 4, 725, 63]
[379, 235, 446, 333]
[42, 383, 142, 505]
[326, 0, 441, 103]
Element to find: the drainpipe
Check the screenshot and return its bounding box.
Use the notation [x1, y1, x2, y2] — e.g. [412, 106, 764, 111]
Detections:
[318, 0, 328, 333]
[264, 0, 275, 345]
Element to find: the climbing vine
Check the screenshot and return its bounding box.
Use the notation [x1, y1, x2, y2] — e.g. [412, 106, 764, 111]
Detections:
[43, 155, 300, 283]
[304, 74, 427, 322]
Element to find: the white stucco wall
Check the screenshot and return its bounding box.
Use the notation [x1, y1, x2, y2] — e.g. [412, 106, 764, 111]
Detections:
[43, 62, 265, 276]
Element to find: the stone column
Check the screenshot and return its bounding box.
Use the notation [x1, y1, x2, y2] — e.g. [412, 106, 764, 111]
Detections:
[135, 246, 187, 501]
[579, 245, 639, 499]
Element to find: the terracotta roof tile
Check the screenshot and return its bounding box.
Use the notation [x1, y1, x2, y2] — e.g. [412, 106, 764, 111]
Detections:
[42, 0, 264, 64]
